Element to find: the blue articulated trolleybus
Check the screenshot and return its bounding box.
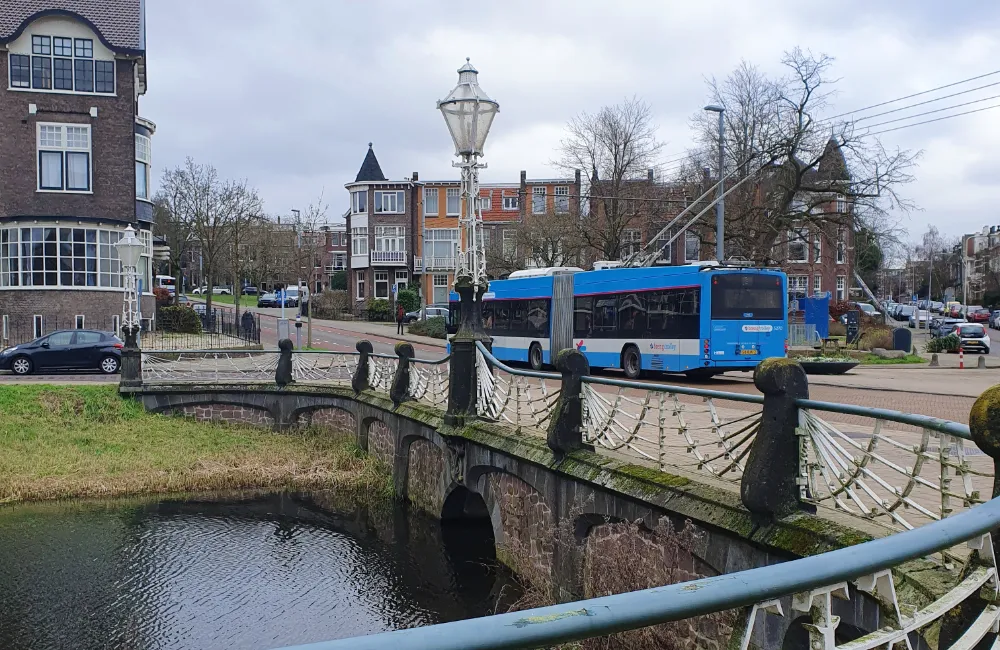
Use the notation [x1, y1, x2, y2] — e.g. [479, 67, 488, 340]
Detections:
[451, 264, 788, 379]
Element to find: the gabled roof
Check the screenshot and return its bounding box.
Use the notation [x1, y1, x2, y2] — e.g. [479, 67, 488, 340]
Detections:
[354, 143, 387, 183]
[0, 0, 144, 53]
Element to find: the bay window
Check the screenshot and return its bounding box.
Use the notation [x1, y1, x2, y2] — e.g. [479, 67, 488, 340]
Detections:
[374, 190, 404, 214]
[351, 228, 369, 256]
[38, 123, 91, 192]
[446, 188, 460, 216]
[351, 190, 367, 214]
[0, 226, 122, 288]
[135, 134, 151, 200]
[374, 226, 405, 252]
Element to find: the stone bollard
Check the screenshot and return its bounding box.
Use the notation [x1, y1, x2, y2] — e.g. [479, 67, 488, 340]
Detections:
[390, 342, 414, 407]
[352, 340, 373, 394]
[275, 338, 294, 387]
[119, 324, 142, 389]
[742, 357, 810, 519]
[546, 348, 591, 456]
[930, 353, 939, 367]
[979, 356, 987, 369]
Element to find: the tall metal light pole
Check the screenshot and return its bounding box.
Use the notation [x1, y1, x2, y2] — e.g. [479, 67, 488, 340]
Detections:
[438, 59, 499, 292]
[704, 105, 725, 262]
[437, 58, 499, 425]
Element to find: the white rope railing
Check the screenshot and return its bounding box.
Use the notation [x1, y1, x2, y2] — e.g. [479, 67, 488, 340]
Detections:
[798, 409, 990, 533]
[582, 382, 761, 482]
[410, 360, 450, 409]
[368, 355, 396, 394]
[475, 346, 560, 432]
[141, 351, 280, 383]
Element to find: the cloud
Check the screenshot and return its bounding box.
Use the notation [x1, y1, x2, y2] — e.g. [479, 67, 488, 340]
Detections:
[142, 0, 1000, 237]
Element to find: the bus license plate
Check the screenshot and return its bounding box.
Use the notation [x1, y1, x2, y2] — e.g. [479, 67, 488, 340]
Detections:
[740, 348, 758, 355]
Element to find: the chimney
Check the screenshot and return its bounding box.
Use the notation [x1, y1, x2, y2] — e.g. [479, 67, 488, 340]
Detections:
[411, 171, 418, 181]
[647, 169, 654, 181]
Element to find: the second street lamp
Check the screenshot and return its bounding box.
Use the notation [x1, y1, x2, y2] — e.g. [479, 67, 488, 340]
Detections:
[115, 224, 145, 349]
[437, 58, 499, 291]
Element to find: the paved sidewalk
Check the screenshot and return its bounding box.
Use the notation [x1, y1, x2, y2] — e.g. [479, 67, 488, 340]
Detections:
[298, 317, 448, 349]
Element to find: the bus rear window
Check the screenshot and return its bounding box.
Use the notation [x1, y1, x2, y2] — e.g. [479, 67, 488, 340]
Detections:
[711, 274, 784, 320]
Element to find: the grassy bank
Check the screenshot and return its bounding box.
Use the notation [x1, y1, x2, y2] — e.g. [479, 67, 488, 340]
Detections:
[0, 385, 391, 504]
[195, 294, 257, 308]
[861, 354, 927, 365]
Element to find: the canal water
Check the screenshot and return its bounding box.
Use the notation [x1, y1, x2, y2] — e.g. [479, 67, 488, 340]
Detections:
[0, 492, 519, 649]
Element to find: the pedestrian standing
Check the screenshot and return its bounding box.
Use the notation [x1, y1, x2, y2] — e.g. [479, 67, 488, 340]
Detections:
[299, 283, 310, 317]
[396, 303, 405, 335]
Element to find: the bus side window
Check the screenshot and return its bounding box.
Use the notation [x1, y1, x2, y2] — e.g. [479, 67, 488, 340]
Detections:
[646, 291, 665, 336]
[593, 296, 618, 334]
[574, 297, 593, 337]
[511, 300, 528, 336]
[483, 302, 495, 331]
[495, 304, 511, 331]
[619, 292, 646, 335]
[527, 299, 549, 337]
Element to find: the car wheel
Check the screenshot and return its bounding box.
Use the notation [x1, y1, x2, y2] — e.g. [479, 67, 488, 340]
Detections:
[621, 346, 642, 380]
[11, 356, 32, 375]
[529, 343, 543, 371]
[99, 355, 120, 374]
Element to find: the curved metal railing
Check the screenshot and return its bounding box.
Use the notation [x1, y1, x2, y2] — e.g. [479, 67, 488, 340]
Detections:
[475, 342, 561, 432]
[275, 494, 1000, 650]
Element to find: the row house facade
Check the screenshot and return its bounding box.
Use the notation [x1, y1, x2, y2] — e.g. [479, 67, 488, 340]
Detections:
[344, 144, 583, 306]
[0, 0, 156, 342]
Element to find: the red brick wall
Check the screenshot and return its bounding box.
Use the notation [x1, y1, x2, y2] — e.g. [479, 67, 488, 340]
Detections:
[0, 290, 153, 337]
[0, 57, 137, 221]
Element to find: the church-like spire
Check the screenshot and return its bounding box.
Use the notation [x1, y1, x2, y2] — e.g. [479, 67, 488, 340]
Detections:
[355, 142, 387, 182]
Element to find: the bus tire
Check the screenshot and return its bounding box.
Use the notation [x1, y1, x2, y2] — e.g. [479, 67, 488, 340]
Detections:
[529, 343, 544, 371]
[621, 345, 642, 380]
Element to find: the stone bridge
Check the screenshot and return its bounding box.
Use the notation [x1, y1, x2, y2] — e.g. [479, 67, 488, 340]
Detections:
[131, 375, 962, 649]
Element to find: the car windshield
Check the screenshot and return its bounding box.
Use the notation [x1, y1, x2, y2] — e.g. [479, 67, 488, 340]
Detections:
[959, 325, 986, 337]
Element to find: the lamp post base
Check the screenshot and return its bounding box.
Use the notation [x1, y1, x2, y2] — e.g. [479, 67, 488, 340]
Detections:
[445, 274, 490, 426]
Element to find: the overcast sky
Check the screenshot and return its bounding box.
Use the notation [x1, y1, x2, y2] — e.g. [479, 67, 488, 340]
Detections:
[142, 0, 1000, 240]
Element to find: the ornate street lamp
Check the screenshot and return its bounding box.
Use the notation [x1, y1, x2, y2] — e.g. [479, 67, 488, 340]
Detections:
[115, 225, 145, 349]
[437, 59, 499, 425]
[437, 58, 499, 291]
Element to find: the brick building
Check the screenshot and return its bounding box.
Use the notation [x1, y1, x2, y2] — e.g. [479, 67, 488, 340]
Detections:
[0, 0, 155, 343]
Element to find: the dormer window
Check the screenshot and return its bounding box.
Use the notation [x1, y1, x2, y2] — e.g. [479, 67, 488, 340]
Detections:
[9, 34, 115, 94]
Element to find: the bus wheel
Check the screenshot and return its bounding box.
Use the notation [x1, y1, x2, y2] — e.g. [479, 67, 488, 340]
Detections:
[622, 346, 642, 380]
[529, 343, 544, 371]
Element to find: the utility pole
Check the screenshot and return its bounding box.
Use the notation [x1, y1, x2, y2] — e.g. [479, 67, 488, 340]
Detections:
[704, 105, 725, 261]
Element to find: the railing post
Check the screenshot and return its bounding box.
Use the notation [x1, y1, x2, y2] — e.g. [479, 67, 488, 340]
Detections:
[391, 342, 414, 407]
[275, 338, 294, 387]
[742, 357, 810, 519]
[547, 348, 590, 456]
[970, 385, 1000, 499]
[119, 324, 142, 390]
[352, 340, 373, 394]
[446, 275, 489, 426]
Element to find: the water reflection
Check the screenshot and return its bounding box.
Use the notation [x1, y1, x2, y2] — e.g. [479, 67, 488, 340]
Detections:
[0, 492, 518, 650]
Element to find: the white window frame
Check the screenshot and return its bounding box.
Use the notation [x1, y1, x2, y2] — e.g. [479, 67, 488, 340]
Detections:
[532, 186, 546, 214]
[351, 228, 369, 256]
[394, 269, 408, 292]
[37, 123, 92, 193]
[33, 314, 43, 339]
[351, 190, 367, 214]
[684, 232, 700, 263]
[112, 314, 120, 335]
[356, 270, 366, 300]
[374, 226, 405, 253]
[135, 133, 151, 200]
[1, 315, 8, 341]
[788, 275, 808, 296]
[836, 229, 847, 264]
[478, 195, 491, 212]
[374, 270, 389, 299]
[836, 275, 846, 300]
[75, 314, 85, 329]
[446, 188, 460, 216]
[813, 274, 822, 296]
[621, 229, 642, 259]
[502, 230, 516, 257]
[423, 188, 438, 216]
[836, 196, 848, 214]
[813, 231, 822, 263]
[432, 273, 450, 303]
[554, 186, 569, 213]
[502, 193, 519, 211]
[787, 228, 809, 263]
[373, 190, 404, 214]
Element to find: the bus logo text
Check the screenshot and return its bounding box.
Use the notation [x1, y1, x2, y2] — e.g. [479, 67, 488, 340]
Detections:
[741, 325, 773, 333]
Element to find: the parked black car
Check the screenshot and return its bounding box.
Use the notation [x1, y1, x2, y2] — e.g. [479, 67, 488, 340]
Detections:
[0, 330, 123, 375]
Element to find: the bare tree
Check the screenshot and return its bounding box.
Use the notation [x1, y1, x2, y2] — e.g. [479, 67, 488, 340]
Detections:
[682, 48, 919, 265]
[221, 179, 264, 320]
[519, 211, 587, 269]
[555, 97, 665, 260]
[152, 184, 190, 304]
